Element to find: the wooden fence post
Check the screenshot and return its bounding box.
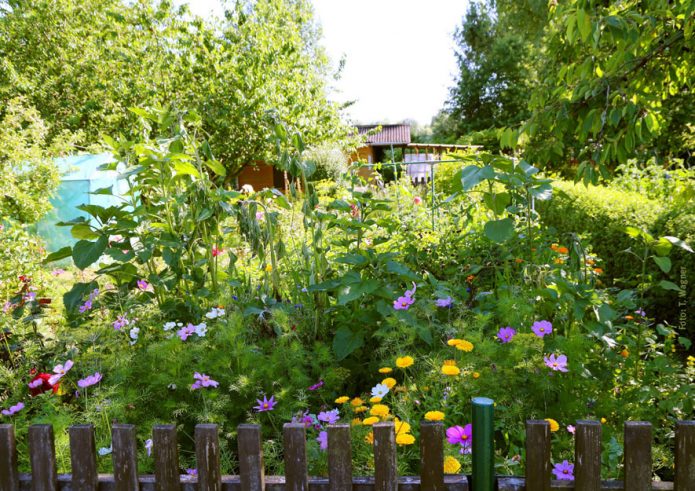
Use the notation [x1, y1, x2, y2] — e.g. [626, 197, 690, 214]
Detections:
[238, 424, 265, 491]
[575, 421, 601, 491]
[112, 424, 138, 491]
[0, 425, 19, 491]
[195, 424, 222, 491]
[624, 421, 651, 491]
[374, 422, 397, 491]
[525, 420, 551, 491]
[328, 424, 352, 491]
[153, 425, 179, 491]
[29, 424, 58, 491]
[420, 421, 444, 491]
[675, 421, 695, 491]
[69, 425, 98, 491]
[283, 423, 308, 491]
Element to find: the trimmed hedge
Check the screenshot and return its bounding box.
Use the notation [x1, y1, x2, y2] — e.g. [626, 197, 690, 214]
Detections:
[541, 180, 693, 332]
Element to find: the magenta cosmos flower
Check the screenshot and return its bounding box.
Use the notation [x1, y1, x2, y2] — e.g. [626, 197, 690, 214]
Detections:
[191, 372, 219, 390]
[446, 424, 472, 453]
[497, 326, 516, 343]
[307, 379, 324, 391]
[317, 409, 340, 424]
[544, 354, 568, 372]
[531, 320, 553, 337]
[393, 295, 415, 310]
[48, 359, 74, 386]
[253, 395, 276, 412]
[211, 246, 223, 257]
[1, 402, 25, 416]
[77, 372, 102, 388]
[552, 460, 574, 480]
[316, 431, 328, 450]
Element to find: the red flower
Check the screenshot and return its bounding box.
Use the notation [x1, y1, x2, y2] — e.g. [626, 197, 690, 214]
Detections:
[28, 373, 59, 396]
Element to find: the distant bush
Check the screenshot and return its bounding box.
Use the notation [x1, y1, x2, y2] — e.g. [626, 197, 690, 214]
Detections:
[541, 180, 693, 329]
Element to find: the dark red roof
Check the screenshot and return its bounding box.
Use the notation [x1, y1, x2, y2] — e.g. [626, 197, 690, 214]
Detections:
[356, 124, 411, 145]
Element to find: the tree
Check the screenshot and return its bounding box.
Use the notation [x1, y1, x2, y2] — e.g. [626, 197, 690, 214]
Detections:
[0, 0, 347, 179]
[519, 0, 694, 180]
[444, 1, 540, 138]
[0, 98, 76, 224]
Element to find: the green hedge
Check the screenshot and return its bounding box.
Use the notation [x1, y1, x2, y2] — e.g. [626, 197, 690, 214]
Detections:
[541, 180, 693, 332]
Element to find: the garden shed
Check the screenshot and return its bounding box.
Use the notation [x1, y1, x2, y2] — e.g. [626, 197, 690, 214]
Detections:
[36, 153, 128, 252]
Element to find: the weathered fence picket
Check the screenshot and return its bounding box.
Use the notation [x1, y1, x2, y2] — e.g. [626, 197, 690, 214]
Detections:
[1, 405, 693, 490]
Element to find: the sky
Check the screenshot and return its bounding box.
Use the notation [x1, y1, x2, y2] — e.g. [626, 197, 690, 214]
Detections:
[183, 0, 469, 126]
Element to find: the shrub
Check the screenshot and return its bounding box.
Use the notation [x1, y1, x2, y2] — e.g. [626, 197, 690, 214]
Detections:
[540, 180, 693, 331]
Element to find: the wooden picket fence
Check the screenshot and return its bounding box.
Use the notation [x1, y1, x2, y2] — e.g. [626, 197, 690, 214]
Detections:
[0, 419, 694, 490]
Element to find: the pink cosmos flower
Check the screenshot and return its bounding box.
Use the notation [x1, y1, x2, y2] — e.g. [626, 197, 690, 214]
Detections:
[136, 280, 153, 292]
[317, 409, 340, 424]
[28, 379, 44, 389]
[413, 196, 423, 205]
[79, 300, 93, 313]
[393, 295, 415, 310]
[191, 372, 219, 390]
[404, 282, 417, 298]
[567, 425, 576, 435]
[531, 320, 553, 338]
[552, 460, 574, 480]
[446, 424, 472, 454]
[435, 296, 454, 308]
[77, 372, 102, 388]
[212, 246, 223, 257]
[253, 395, 276, 412]
[177, 324, 196, 341]
[256, 211, 265, 220]
[51, 268, 66, 276]
[497, 326, 516, 343]
[113, 314, 129, 331]
[145, 438, 153, 457]
[317, 431, 328, 450]
[1, 402, 25, 416]
[48, 360, 74, 386]
[544, 354, 568, 372]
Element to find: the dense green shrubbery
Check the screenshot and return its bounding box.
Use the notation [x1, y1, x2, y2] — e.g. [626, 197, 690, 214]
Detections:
[540, 180, 693, 333]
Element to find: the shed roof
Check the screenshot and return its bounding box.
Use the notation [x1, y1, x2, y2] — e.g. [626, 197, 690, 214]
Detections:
[356, 124, 411, 145]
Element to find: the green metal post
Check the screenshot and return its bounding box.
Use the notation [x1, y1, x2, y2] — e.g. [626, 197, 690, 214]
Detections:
[430, 163, 435, 231]
[472, 397, 495, 491]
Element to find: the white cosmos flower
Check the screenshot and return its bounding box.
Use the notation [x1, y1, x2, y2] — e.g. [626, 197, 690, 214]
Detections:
[194, 323, 207, 337]
[371, 383, 389, 398]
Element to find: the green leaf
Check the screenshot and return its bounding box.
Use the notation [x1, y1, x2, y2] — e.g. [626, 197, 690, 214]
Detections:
[72, 236, 108, 270]
[336, 254, 368, 266]
[337, 279, 380, 305]
[173, 161, 200, 178]
[597, 303, 617, 323]
[663, 236, 693, 253]
[577, 9, 592, 42]
[90, 186, 113, 195]
[63, 282, 98, 311]
[70, 224, 99, 240]
[652, 256, 671, 273]
[658, 280, 682, 292]
[44, 246, 73, 263]
[484, 218, 514, 243]
[460, 165, 495, 191]
[333, 326, 364, 360]
[205, 159, 227, 177]
[678, 337, 692, 350]
[483, 192, 511, 215]
[385, 261, 418, 280]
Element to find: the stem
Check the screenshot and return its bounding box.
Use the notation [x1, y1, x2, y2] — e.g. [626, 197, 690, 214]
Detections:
[634, 243, 649, 378]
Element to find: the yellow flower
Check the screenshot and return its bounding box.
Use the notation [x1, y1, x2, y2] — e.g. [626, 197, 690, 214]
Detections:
[363, 416, 380, 426]
[443, 456, 461, 474]
[396, 356, 414, 368]
[365, 431, 374, 444]
[381, 377, 397, 389]
[554, 258, 565, 264]
[441, 365, 460, 376]
[600, 417, 607, 424]
[369, 396, 382, 403]
[370, 404, 390, 418]
[425, 411, 445, 421]
[394, 418, 411, 435]
[544, 418, 559, 432]
[335, 396, 350, 404]
[687, 356, 695, 367]
[472, 372, 480, 379]
[351, 418, 362, 426]
[264, 263, 273, 272]
[351, 397, 364, 406]
[443, 359, 457, 366]
[447, 338, 463, 347]
[378, 367, 393, 374]
[455, 340, 474, 352]
[396, 433, 415, 445]
[354, 406, 368, 413]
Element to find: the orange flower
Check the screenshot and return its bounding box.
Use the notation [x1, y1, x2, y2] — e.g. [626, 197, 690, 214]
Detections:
[620, 349, 629, 358]
[586, 258, 596, 265]
[472, 372, 480, 379]
[593, 268, 603, 274]
[625, 315, 634, 320]
[556, 246, 569, 254]
[515, 258, 524, 263]
[466, 275, 475, 283]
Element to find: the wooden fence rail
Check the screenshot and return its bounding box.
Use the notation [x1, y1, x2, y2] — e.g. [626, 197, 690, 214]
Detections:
[1, 418, 693, 491]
